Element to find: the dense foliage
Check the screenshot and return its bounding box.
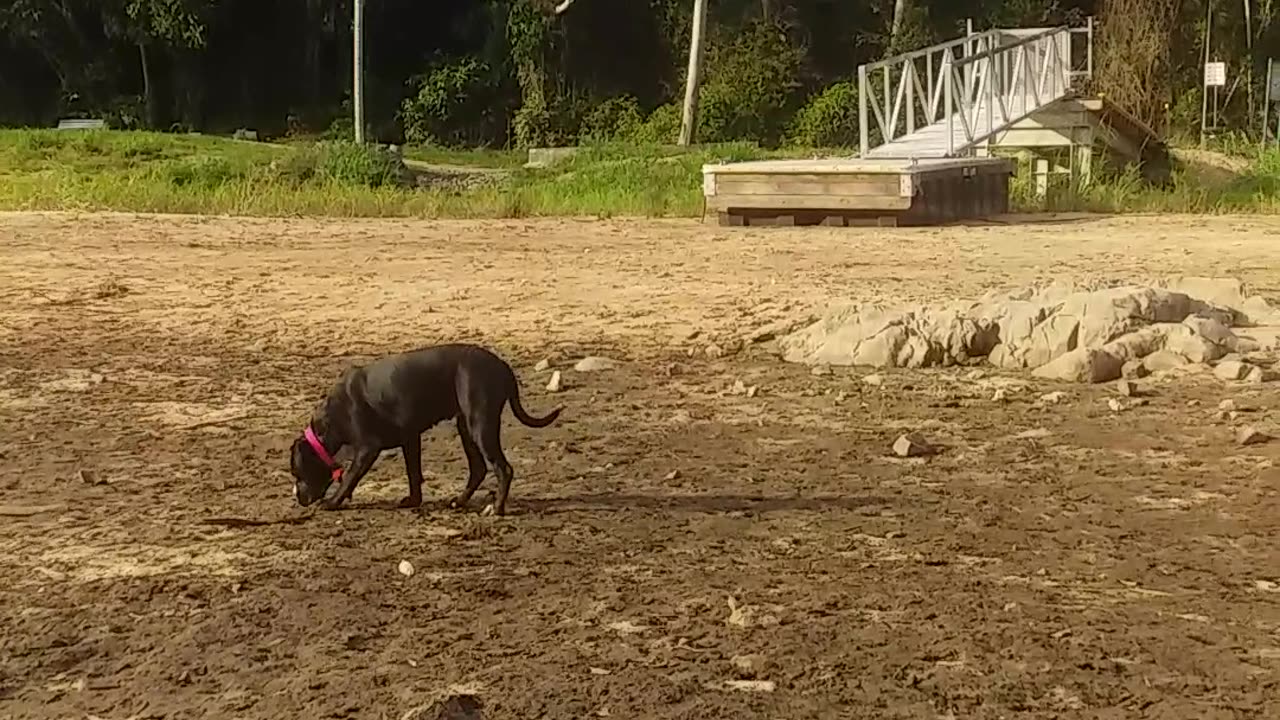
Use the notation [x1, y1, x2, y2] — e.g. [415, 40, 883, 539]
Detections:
[2, 0, 1275, 147]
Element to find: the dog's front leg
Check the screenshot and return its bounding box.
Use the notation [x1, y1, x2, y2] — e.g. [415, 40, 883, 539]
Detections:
[320, 449, 379, 510]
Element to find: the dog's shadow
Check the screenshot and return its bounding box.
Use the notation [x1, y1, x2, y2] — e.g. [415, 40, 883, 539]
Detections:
[498, 492, 897, 516]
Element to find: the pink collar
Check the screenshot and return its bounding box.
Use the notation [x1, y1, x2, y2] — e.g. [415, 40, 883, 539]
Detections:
[303, 426, 343, 482]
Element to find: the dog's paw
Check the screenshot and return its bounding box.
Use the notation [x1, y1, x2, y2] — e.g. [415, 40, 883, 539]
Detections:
[397, 495, 423, 509]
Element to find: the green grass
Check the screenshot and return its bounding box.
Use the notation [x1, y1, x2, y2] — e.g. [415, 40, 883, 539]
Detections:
[1, 128, 1276, 218]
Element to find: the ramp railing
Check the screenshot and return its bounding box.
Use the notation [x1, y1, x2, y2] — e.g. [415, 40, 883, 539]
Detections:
[858, 20, 1094, 157]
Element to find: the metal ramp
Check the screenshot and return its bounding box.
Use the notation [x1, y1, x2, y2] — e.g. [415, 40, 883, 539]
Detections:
[859, 24, 1094, 159]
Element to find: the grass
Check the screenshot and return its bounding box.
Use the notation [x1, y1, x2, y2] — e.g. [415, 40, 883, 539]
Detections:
[1, 128, 1277, 218]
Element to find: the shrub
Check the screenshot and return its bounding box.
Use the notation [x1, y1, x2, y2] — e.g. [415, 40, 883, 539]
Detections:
[787, 80, 861, 148]
[272, 142, 401, 188]
[695, 20, 805, 144]
[628, 103, 682, 144]
[579, 96, 645, 144]
[401, 58, 504, 147]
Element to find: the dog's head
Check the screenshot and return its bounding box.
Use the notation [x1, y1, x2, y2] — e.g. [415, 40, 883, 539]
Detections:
[289, 436, 336, 507]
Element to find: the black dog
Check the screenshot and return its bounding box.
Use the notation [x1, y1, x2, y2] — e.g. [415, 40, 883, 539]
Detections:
[289, 343, 562, 515]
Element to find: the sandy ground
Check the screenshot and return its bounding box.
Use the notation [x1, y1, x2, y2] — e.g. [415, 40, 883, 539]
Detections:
[2, 211, 1280, 719]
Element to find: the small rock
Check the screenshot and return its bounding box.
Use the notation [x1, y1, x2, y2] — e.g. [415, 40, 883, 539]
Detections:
[1107, 398, 1124, 412]
[664, 469, 680, 481]
[861, 373, 885, 387]
[704, 343, 725, 359]
[1039, 391, 1069, 404]
[534, 358, 552, 372]
[397, 560, 415, 577]
[729, 654, 769, 680]
[1214, 360, 1252, 381]
[589, 667, 611, 676]
[892, 433, 935, 458]
[1187, 399, 1202, 407]
[1121, 360, 1151, 379]
[1237, 426, 1270, 446]
[546, 370, 563, 392]
[992, 388, 1008, 402]
[745, 385, 759, 398]
[76, 469, 104, 485]
[731, 379, 747, 395]
[724, 680, 775, 693]
[1115, 380, 1137, 397]
[810, 364, 831, 376]
[1244, 365, 1266, 384]
[1218, 399, 1237, 412]
[480, 503, 496, 517]
[574, 356, 618, 372]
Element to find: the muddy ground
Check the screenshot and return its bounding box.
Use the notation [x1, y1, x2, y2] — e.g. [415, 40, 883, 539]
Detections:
[1, 212, 1279, 719]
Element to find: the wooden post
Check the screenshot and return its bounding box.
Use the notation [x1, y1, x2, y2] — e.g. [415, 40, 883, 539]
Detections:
[678, 0, 709, 147]
[1199, 0, 1212, 148]
[353, 0, 366, 144]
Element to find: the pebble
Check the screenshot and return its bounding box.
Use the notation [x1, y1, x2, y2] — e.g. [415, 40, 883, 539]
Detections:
[546, 370, 563, 392]
[1039, 391, 1069, 404]
[664, 469, 681, 481]
[892, 433, 935, 458]
[397, 560, 415, 577]
[1218, 399, 1237, 412]
[574, 356, 617, 372]
[1107, 398, 1124, 412]
[1237, 426, 1270, 446]
[861, 373, 885, 387]
[992, 388, 1009, 402]
[534, 358, 552, 372]
[745, 385, 759, 398]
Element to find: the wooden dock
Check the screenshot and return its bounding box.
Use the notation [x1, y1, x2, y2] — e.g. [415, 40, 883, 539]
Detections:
[701, 157, 1015, 227]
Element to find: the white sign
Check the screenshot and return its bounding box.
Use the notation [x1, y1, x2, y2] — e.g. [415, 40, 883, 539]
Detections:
[1204, 61, 1227, 88]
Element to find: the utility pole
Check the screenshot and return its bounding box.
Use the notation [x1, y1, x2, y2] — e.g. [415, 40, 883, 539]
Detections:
[678, 0, 709, 146]
[353, 0, 366, 144]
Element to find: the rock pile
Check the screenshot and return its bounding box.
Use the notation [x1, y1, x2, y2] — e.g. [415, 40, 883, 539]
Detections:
[776, 277, 1280, 383]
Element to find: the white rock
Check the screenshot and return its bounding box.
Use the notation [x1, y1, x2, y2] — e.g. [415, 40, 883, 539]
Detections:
[534, 358, 552, 372]
[861, 373, 885, 387]
[1107, 398, 1124, 412]
[574, 356, 617, 372]
[731, 379, 747, 395]
[546, 370, 563, 392]
[1244, 365, 1265, 384]
[1121, 359, 1151, 379]
[397, 560, 415, 577]
[1039, 391, 1069, 404]
[992, 388, 1009, 402]
[704, 343, 725, 359]
[1237, 426, 1270, 446]
[664, 469, 680, 481]
[1218, 399, 1237, 411]
[893, 433, 935, 458]
[745, 385, 759, 398]
[1143, 349, 1190, 373]
[1032, 348, 1123, 383]
[1214, 360, 1251, 381]
[724, 680, 775, 693]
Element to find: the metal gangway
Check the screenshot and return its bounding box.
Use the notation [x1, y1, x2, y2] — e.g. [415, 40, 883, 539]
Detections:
[858, 22, 1095, 159]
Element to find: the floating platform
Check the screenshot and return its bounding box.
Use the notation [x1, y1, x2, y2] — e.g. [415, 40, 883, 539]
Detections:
[701, 157, 1016, 227]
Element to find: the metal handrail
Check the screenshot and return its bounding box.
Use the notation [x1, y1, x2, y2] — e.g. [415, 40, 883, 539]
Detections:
[858, 18, 1094, 158]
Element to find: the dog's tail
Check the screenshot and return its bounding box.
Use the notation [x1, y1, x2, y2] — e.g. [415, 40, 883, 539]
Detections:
[509, 378, 562, 428]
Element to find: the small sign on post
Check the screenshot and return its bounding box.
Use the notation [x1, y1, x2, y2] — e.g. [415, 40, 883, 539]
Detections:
[1270, 59, 1280, 101]
[1204, 61, 1227, 87]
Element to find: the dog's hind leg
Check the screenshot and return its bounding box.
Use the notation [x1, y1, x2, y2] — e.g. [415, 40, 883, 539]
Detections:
[475, 420, 515, 516]
[399, 435, 425, 509]
[449, 419, 488, 510]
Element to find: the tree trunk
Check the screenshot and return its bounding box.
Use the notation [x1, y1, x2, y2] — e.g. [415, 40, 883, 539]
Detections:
[139, 41, 156, 129]
[890, 0, 908, 52]
[678, 0, 709, 146]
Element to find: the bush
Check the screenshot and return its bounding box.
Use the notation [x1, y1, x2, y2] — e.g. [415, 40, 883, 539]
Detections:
[628, 103, 682, 144]
[272, 142, 401, 188]
[787, 80, 861, 148]
[579, 96, 644, 144]
[401, 58, 504, 147]
[695, 21, 805, 144]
